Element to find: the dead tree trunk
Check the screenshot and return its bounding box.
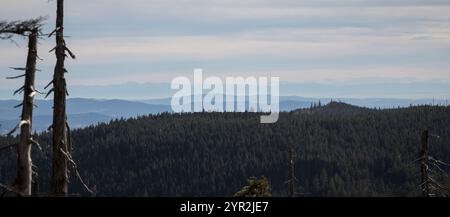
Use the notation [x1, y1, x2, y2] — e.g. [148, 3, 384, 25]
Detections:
[13, 29, 39, 196]
[287, 146, 296, 197]
[421, 130, 430, 197]
[1, 18, 43, 196]
[51, 0, 69, 196]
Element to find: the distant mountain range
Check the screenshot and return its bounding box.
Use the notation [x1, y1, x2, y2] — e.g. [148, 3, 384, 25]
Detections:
[143, 95, 449, 108]
[0, 98, 170, 134]
[0, 97, 448, 134]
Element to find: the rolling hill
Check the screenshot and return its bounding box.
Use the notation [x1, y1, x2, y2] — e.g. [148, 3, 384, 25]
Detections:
[1, 103, 449, 196]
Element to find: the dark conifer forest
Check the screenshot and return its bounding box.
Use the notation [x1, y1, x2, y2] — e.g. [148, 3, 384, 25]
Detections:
[1, 102, 448, 196]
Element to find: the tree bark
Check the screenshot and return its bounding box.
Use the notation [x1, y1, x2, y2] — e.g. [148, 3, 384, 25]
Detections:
[51, 0, 69, 196]
[14, 29, 38, 196]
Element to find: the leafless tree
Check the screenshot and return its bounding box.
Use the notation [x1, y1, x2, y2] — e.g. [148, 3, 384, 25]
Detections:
[418, 130, 450, 197]
[0, 17, 44, 196]
[420, 130, 430, 197]
[46, 0, 92, 196]
[46, 0, 70, 196]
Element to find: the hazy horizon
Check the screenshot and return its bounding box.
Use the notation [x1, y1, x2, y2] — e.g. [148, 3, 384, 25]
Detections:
[1, 80, 450, 100]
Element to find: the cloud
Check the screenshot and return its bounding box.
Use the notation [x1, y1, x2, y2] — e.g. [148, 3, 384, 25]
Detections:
[1, 24, 450, 89]
[2, 24, 448, 65]
[1, 0, 450, 99]
[60, 66, 450, 86]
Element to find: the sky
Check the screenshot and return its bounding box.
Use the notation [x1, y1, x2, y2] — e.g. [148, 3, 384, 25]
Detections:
[0, 0, 450, 99]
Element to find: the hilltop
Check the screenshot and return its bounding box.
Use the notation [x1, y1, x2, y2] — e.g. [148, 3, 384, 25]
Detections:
[1, 104, 449, 196]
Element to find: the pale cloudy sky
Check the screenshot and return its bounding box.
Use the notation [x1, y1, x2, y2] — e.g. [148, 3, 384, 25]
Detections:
[0, 0, 450, 99]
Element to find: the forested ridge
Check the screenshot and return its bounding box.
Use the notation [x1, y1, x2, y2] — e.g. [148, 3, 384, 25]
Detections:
[1, 102, 449, 196]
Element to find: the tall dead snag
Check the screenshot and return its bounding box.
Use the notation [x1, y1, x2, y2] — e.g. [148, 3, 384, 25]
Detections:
[49, 0, 70, 196]
[14, 29, 39, 196]
[49, 0, 92, 196]
[286, 146, 297, 197]
[418, 130, 450, 197]
[0, 18, 44, 196]
[420, 130, 430, 197]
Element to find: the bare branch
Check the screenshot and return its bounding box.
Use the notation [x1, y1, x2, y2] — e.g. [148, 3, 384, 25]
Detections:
[6, 74, 25, 79]
[30, 138, 42, 151]
[0, 183, 26, 197]
[48, 46, 57, 53]
[64, 46, 76, 59]
[44, 80, 54, 89]
[0, 17, 46, 38]
[59, 148, 95, 195]
[45, 88, 54, 98]
[430, 156, 450, 167]
[33, 88, 46, 95]
[7, 120, 30, 136]
[9, 67, 27, 71]
[47, 26, 61, 38]
[14, 103, 23, 108]
[13, 86, 25, 96]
